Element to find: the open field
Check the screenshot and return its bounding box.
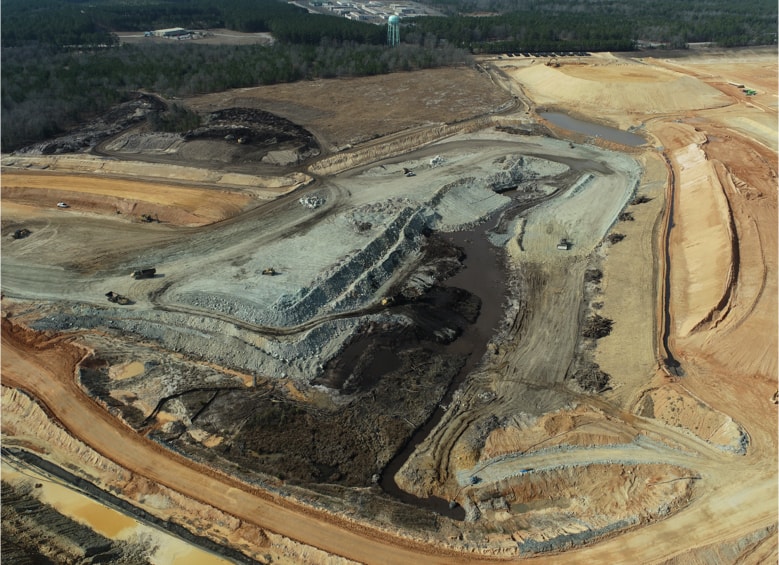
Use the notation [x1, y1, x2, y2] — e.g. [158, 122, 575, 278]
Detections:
[2, 47, 777, 564]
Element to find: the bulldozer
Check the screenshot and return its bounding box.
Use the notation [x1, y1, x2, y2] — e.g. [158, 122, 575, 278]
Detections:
[262, 267, 277, 276]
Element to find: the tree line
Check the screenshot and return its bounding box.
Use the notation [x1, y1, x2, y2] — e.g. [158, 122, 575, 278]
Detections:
[1, 0, 384, 47]
[411, 0, 777, 51]
[2, 0, 775, 50]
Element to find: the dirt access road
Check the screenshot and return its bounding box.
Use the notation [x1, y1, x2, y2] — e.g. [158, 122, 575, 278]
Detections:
[2, 50, 777, 563]
[0, 320, 494, 565]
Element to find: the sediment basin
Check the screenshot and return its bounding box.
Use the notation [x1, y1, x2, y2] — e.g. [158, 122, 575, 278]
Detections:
[540, 112, 645, 146]
[379, 195, 531, 518]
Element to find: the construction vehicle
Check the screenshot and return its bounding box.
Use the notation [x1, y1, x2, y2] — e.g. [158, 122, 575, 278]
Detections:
[491, 182, 517, 194]
[11, 228, 31, 239]
[545, 58, 560, 67]
[57, 202, 69, 208]
[262, 267, 277, 276]
[381, 296, 395, 307]
[131, 267, 156, 279]
[140, 214, 159, 223]
[105, 291, 131, 305]
[557, 238, 571, 250]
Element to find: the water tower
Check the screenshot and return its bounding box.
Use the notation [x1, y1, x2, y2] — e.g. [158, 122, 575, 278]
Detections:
[387, 15, 400, 47]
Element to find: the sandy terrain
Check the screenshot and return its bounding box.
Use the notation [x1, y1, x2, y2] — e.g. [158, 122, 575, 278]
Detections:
[2, 48, 777, 564]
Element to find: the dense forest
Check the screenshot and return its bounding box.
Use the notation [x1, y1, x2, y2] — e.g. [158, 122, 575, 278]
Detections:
[410, 0, 778, 52]
[1, 0, 385, 47]
[1, 0, 776, 150]
[2, 0, 775, 50]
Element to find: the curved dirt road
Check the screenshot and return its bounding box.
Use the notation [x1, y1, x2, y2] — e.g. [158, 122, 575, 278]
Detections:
[1, 319, 504, 565]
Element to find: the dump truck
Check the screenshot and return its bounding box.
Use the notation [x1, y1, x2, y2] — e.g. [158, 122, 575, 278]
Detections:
[131, 267, 156, 279]
[105, 291, 131, 305]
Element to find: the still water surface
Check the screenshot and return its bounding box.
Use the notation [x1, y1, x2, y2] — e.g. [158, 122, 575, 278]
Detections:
[540, 112, 645, 146]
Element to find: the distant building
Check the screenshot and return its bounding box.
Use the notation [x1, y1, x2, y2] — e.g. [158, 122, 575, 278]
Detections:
[154, 27, 190, 38]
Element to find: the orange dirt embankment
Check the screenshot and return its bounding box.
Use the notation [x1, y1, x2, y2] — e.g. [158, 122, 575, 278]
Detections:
[1, 171, 254, 227]
[481, 405, 638, 459]
[654, 123, 736, 337]
[653, 119, 778, 380]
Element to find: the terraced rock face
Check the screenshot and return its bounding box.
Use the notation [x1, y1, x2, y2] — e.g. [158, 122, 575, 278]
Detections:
[66, 233, 479, 488]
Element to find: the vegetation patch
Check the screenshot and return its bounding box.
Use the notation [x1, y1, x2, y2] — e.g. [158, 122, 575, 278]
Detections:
[631, 194, 653, 205]
[582, 314, 614, 339]
[572, 362, 611, 393]
[584, 269, 603, 284]
[149, 103, 201, 133]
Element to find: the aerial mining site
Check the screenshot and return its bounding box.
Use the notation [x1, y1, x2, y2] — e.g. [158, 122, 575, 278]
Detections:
[2, 47, 777, 564]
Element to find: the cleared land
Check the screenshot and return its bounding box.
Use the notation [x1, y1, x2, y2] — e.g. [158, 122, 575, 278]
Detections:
[2, 47, 777, 564]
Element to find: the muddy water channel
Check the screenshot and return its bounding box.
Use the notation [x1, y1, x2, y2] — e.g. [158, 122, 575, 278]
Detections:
[377, 193, 549, 519]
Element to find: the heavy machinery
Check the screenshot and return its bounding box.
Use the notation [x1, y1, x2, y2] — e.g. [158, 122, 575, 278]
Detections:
[131, 267, 156, 279]
[11, 228, 31, 239]
[105, 291, 131, 305]
[262, 267, 277, 276]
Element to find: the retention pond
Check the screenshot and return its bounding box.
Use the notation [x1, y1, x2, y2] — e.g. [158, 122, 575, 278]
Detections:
[378, 189, 557, 519]
[540, 112, 645, 147]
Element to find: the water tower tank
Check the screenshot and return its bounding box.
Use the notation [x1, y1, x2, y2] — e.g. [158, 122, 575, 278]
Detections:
[387, 15, 400, 46]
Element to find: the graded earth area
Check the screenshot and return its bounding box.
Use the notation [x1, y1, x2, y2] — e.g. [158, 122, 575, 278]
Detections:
[2, 50, 777, 564]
